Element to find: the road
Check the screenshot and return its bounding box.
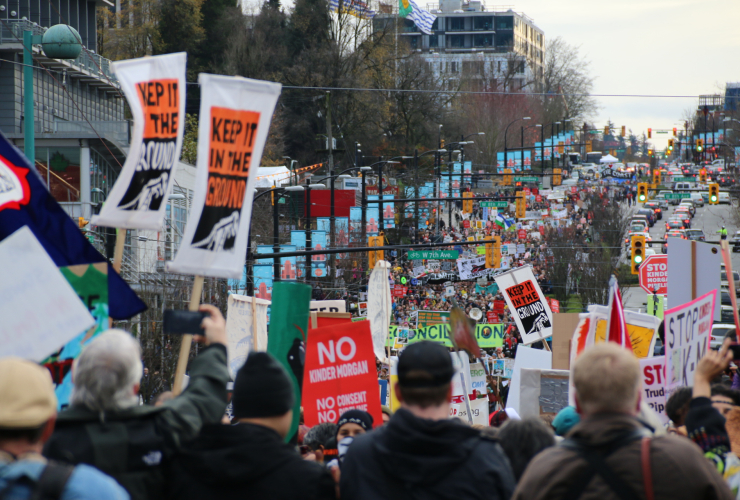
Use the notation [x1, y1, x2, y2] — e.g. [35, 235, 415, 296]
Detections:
[623, 199, 740, 312]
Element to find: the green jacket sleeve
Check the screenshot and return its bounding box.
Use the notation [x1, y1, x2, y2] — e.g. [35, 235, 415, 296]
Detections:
[157, 344, 229, 450]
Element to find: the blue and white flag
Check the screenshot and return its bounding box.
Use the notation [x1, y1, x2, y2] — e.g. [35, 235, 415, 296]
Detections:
[407, 0, 436, 34]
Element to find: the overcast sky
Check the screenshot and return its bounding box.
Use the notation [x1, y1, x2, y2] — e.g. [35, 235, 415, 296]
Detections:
[515, 0, 740, 149]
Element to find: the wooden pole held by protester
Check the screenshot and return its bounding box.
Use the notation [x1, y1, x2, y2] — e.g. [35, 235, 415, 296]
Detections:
[173, 275, 204, 395]
[112, 228, 126, 273]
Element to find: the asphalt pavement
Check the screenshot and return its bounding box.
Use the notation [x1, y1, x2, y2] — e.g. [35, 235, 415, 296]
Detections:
[623, 199, 740, 312]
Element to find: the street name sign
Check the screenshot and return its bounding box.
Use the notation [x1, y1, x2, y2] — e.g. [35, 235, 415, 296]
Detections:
[481, 201, 508, 208]
[408, 250, 459, 260]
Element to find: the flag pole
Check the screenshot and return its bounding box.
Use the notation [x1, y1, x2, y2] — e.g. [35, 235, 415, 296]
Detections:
[173, 275, 204, 395]
[606, 274, 616, 334]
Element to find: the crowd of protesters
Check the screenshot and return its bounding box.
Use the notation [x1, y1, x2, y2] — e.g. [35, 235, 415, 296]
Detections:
[3, 306, 740, 499]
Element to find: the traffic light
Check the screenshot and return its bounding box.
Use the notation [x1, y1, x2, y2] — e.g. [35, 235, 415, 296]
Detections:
[696, 139, 704, 152]
[368, 236, 384, 268]
[558, 141, 564, 154]
[637, 183, 648, 203]
[668, 139, 674, 150]
[78, 217, 89, 230]
[699, 168, 707, 182]
[652, 170, 661, 186]
[604, 125, 610, 135]
[631, 235, 645, 275]
[515, 191, 526, 219]
[647, 128, 652, 139]
[709, 183, 719, 205]
[462, 191, 473, 213]
[586, 140, 592, 153]
[621, 125, 626, 137]
[553, 168, 562, 186]
[440, 139, 445, 148]
[673, 127, 677, 136]
[503, 168, 512, 186]
[486, 235, 501, 269]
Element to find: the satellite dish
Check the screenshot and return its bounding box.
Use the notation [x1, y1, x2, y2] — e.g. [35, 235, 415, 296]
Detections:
[470, 308, 483, 321]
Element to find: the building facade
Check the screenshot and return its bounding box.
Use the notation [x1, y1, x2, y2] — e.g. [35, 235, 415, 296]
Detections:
[374, 0, 544, 91]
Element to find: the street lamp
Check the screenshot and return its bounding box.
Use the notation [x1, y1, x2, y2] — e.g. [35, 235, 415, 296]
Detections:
[283, 156, 298, 186]
[504, 117, 531, 173]
[247, 185, 304, 296]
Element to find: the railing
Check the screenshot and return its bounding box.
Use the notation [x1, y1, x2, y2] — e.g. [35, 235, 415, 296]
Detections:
[0, 19, 118, 86]
[55, 120, 131, 144]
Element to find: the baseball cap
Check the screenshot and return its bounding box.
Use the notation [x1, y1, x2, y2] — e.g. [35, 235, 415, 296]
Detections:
[397, 341, 454, 388]
[0, 358, 57, 429]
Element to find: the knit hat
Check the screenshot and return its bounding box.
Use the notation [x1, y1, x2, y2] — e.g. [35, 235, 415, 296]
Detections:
[337, 409, 374, 432]
[397, 341, 454, 388]
[0, 358, 57, 429]
[232, 352, 294, 419]
[552, 406, 580, 436]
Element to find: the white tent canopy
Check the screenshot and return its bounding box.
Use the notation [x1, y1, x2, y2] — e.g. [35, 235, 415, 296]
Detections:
[600, 154, 618, 163]
[255, 166, 291, 187]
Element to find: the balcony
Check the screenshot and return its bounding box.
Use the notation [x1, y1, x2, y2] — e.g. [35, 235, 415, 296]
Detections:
[0, 19, 119, 90]
[54, 120, 131, 145]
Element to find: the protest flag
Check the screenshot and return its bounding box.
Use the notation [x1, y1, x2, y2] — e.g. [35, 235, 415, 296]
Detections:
[0, 131, 145, 320]
[367, 260, 391, 363]
[606, 276, 632, 353]
[267, 281, 312, 443]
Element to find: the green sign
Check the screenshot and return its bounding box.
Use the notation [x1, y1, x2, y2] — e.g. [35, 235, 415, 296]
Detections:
[514, 176, 538, 183]
[400, 276, 407, 285]
[480, 201, 508, 208]
[664, 193, 691, 199]
[408, 250, 459, 260]
[416, 310, 450, 329]
[387, 324, 504, 348]
[671, 176, 694, 182]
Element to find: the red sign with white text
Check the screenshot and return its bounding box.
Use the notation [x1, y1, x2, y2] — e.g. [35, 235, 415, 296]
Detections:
[638, 254, 668, 295]
[549, 298, 560, 313]
[518, 229, 527, 240]
[302, 321, 382, 427]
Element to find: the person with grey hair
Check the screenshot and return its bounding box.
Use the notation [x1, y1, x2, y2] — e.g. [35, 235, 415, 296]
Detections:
[44, 304, 230, 500]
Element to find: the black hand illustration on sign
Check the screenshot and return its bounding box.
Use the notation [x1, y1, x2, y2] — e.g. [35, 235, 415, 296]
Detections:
[192, 210, 240, 251]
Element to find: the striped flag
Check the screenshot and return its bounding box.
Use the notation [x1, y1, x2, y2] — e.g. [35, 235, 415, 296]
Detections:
[607, 276, 633, 352]
[400, 0, 436, 34]
[330, 0, 375, 19]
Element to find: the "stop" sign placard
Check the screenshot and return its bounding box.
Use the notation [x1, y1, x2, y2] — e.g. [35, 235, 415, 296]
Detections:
[639, 254, 668, 295]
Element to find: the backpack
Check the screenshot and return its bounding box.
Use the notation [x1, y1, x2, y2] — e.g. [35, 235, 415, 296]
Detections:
[0, 461, 74, 500]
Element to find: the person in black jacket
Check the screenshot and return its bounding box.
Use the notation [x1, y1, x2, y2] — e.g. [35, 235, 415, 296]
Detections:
[340, 341, 515, 500]
[168, 351, 335, 500]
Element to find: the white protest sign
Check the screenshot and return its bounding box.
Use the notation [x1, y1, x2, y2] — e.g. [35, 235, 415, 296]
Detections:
[667, 238, 721, 322]
[507, 345, 552, 414]
[470, 362, 487, 394]
[92, 53, 187, 229]
[449, 404, 461, 418]
[491, 358, 515, 378]
[225, 294, 270, 379]
[451, 351, 472, 400]
[457, 255, 488, 280]
[367, 260, 392, 363]
[519, 368, 569, 418]
[413, 265, 425, 277]
[309, 300, 346, 313]
[0, 227, 95, 361]
[457, 397, 489, 426]
[640, 357, 668, 424]
[494, 265, 553, 345]
[665, 290, 716, 396]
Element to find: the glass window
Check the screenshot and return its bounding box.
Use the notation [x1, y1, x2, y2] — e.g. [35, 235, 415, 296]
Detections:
[474, 16, 492, 30]
[449, 35, 463, 48]
[409, 37, 418, 49]
[449, 17, 465, 30]
[34, 147, 82, 203]
[495, 16, 513, 29]
[474, 34, 492, 47]
[496, 32, 513, 48]
[429, 35, 439, 47]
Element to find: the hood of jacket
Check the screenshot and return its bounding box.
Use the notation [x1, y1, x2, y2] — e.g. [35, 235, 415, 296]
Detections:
[566, 413, 647, 449]
[173, 423, 295, 485]
[371, 408, 484, 486]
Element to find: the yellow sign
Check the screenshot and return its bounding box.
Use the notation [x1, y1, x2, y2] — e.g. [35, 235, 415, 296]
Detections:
[594, 320, 655, 358]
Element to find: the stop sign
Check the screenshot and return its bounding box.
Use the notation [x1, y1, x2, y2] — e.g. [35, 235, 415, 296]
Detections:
[638, 254, 668, 295]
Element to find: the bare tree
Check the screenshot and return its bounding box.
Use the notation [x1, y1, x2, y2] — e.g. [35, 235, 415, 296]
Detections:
[541, 37, 599, 124]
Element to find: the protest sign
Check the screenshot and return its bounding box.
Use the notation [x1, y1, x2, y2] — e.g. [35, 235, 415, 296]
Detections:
[389, 356, 400, 411]
[507, 345, 552, 414]
[519, 368, 569, 418]
[491, 358, 514, 378]
[0, 227, 94, 361]
[495, 266, 553, 344]
[368, 260, 392, 363]
[266, 282, 311, 442]
[407, 323, 503, 348]
[302, 321, 383, 427]
[470, 362, 487, 393]
[638, 254, 668, 295]
[456, 397, 489, 426]
[225, 294, 270, 379]
[457, 255, 488, 280]
[552, 313, 580, 370]
[591, 306, 659, 359]
[640, 357, 668, 424]
[310, 300, 346, 313]
[92, 53, 187, 229]
[168, 75, 281, 278]
[666, 290, 716, 396]
[667, 238, 721, 322]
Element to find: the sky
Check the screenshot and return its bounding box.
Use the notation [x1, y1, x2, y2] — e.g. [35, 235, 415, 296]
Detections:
[241, 0, 740, 151]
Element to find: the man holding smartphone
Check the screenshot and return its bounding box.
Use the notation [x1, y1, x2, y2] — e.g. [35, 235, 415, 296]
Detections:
[44, 305, 230, 500]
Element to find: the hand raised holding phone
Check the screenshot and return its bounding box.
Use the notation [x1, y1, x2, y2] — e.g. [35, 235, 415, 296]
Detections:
[164, 304, 227, 347]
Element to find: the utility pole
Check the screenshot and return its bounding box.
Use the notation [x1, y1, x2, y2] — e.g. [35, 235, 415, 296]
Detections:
[326, 91, 335, 284]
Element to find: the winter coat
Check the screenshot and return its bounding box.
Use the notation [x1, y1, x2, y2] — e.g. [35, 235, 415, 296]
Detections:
[168, 423, 335, 500]
[340, 408, 515, 500]
[512, 413, 733, 500]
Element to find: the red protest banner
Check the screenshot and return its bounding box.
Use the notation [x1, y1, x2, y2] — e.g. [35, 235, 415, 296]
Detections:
[463, 220, 470, 228]
[518, 229, 527, 240]
[302, 321, 383, 427]
[549, 298, 560, 313]
[535, 195, 542, 202]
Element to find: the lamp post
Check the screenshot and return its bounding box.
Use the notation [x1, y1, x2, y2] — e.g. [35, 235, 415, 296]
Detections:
[282, 156, 297, 186]
[413, 149, 447, 236]
[247, 185, 304, 296]
[504, 117, 531, 173]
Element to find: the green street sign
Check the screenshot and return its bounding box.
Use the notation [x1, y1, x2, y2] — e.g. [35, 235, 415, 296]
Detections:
[664, 193, 691, 199]
[671, 176, 694, 182]
[480, 201, 508, 208]
[514, 176, 538, 183]
[408, 250, 459, 260]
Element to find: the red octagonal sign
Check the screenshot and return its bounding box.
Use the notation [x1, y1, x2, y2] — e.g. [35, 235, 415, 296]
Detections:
[638, 254, 667, 295]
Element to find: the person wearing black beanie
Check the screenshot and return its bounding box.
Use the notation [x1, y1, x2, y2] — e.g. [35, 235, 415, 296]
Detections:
[168, 351, 335, 500]
[336, 409, 374, 442]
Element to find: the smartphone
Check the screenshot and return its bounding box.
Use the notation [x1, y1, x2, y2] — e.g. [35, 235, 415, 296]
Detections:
[730, 343, 740, 361]
[163, 310, 207, 335]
